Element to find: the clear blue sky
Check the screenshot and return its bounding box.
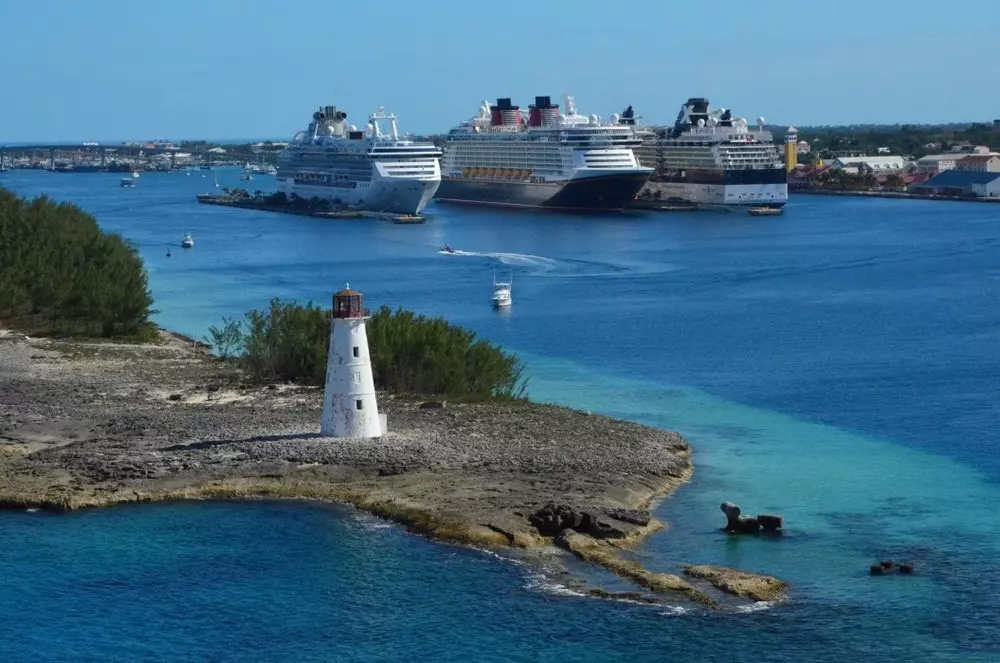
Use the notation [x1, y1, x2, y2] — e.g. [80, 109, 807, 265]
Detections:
[1, 0, 998, 141]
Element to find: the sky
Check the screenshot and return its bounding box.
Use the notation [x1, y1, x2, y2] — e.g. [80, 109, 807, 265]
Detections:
[1, 0, 998, 142]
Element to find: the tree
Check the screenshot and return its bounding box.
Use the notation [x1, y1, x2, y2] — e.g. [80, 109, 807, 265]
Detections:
[204, 316, 243, 359]
[225, 301, 526, 399]
[0, 187, 154, 338]
[884, 173, 904, 191]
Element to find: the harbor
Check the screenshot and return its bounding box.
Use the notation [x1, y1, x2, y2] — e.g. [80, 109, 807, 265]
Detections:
[3, 2, 1000, 659]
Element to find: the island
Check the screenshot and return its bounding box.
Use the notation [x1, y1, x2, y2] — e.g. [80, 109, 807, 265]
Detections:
[0, 186, 786, 608]
[0, 329, 786, 607]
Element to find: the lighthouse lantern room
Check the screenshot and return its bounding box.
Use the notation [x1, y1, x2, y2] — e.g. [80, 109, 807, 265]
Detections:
[321, 284, 382, 438]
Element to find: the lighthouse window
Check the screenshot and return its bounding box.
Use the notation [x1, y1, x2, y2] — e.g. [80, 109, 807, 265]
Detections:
[356, 400, 363, 410]
[352, 346, 360, 357]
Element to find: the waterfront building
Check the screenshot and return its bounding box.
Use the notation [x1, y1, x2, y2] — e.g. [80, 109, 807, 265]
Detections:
[910, 170, 1000, 197]
[830, 155, 907, 173]
[955, 154, 1000, 172]
[321, 286, 383, 439]
[915, 154, 960, 173]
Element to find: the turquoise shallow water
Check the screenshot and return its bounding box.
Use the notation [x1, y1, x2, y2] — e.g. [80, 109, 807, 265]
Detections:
[1, 170, 998, 661]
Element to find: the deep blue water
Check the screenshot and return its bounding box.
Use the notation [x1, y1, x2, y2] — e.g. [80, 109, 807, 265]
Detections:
[1, 169, 998, 661]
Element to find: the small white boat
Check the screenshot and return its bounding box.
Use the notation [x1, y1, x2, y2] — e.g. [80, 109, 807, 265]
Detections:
[748, 205, 784, 217]
[120, 177, 135, 188]
[491, 270, 512, 308]
[181, 232, 194, 249]
[131, 170, 140, 178]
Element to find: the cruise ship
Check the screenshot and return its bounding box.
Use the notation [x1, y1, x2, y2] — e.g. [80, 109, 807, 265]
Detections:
[276, 104, 441, 215]
[434, 95, 653, 211]
[627, 97, 788, 208]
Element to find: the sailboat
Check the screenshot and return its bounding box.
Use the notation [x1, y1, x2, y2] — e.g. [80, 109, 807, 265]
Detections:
[214, 171, 220, 188]
[491, 270, 512, 308]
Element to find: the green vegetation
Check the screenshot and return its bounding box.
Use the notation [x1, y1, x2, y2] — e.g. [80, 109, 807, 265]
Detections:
[218, 299, 526, 400]
[795, 122, 999, 162]
[0, 187, 155, 338]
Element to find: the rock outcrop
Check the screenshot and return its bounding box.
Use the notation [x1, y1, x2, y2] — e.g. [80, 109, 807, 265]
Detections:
[556, 530, 717, 607]
[721, 501, 783, 534]
[528, 503, 651, 539]
[683, 564, 789, 602]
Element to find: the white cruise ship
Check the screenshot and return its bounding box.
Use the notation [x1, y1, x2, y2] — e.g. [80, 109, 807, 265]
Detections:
[434, 95, 652, 212]
[276, 104, 441, 215]
[627, 97, 788, 208]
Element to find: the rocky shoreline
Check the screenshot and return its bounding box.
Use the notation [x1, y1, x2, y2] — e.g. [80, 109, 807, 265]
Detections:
[0, 328, 787, 607]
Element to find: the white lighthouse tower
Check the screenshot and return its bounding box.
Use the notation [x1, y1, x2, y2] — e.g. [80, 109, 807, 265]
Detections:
[321, 284, 382, 438]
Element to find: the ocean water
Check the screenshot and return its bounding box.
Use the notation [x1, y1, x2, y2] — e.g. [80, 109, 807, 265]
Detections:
[1, 169, 998, 661]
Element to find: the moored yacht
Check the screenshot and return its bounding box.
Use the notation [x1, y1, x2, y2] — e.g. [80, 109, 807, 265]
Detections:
[491, 271, 512, 308]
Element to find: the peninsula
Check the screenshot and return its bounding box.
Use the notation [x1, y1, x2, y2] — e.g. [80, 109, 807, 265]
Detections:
[0, 329, 786, 607]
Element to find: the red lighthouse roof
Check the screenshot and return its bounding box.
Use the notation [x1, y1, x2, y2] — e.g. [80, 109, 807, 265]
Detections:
[332, 283, 367, 318]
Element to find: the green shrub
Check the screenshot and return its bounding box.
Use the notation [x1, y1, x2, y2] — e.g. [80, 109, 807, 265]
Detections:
[0, 187, 155, 338]
[231, 300, 525, 400]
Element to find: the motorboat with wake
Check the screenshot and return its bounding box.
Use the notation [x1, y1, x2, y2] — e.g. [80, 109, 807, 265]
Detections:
[441, 245, 455, 254]
[181, 233, 194, 248]
[491, 270, 512, 308]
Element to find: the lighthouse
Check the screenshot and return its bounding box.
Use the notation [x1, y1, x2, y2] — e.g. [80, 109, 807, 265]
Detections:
[321, 285, 382, 438]
[784, 126, 799, 173]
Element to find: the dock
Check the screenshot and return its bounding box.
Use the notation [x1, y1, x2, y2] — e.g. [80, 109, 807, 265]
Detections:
[196, 194, 425, 223]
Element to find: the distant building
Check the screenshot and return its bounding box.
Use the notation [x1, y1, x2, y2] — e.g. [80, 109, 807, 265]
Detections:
[831, 155, 906, 173]
[910, 170, 1000, 197]
[915, 154, 960, 173]
[956, 154, 1000, 172]
[901, 172, 932, 188]
[796, 140, 811, 154]
[948, 143, 991, 155]
[876, 146, 891, 154]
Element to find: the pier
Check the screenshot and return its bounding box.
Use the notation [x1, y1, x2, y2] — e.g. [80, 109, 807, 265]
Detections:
[196, 192, 425, 223]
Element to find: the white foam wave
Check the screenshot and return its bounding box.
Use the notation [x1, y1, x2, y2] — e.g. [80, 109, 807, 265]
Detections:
[471, 547, 526, 566]
[734, 601, 774, 614]
[659, 606, 690, 617]
[523, 573, 588, 598]
[24, 508, 40, 513]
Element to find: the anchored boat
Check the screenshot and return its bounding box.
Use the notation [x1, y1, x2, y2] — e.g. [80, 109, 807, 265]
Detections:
[491, 270, 512, 308]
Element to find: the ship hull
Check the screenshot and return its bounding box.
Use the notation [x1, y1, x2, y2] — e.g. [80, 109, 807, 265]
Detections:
[634, 167, 788, 208]
[277, 177, 440, 215]
[435, 172, 651, 212]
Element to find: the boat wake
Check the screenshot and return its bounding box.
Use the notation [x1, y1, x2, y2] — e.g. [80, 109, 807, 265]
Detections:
[439, 248, 678, 279]
[439, 249, 559, 274]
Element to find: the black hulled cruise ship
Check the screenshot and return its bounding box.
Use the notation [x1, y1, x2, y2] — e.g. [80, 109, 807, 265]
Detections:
[435, 95, 652, 211]
[629, 97, 788, 208]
